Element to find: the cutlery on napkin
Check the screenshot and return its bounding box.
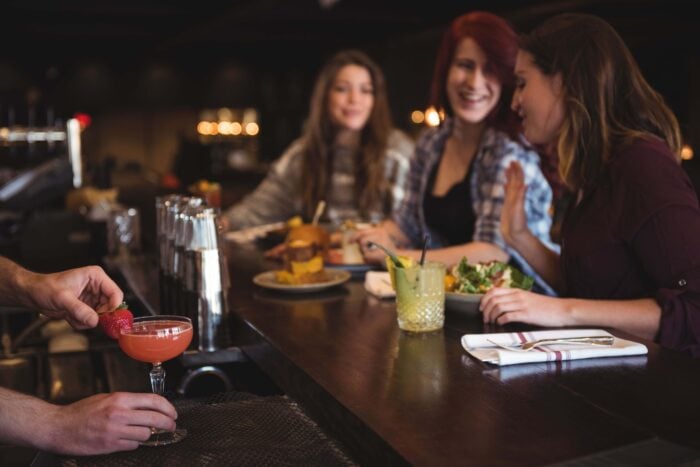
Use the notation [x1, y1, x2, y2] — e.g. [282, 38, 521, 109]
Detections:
[487, 335, 614, 352]
[461, 329, 647, 366]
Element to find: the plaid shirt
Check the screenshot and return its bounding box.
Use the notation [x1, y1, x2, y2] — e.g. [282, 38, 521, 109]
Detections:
[224, 129, 414, 229]
[394, 119, 558, 294]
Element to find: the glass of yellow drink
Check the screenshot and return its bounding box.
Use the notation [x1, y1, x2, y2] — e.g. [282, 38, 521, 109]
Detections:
[393, 261, 446, 332]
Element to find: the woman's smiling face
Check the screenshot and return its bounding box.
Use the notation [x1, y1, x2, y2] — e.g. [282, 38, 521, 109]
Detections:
[327, 64, 375, 131]
[446, 37, 502, 126]
[511, 50, 565, 145]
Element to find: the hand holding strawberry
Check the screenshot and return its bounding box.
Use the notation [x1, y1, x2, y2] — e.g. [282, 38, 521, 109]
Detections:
[17, 263, 124, 329]
[98, 302, 134, 339]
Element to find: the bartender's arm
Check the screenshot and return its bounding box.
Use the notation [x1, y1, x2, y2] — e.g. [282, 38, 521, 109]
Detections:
[0, 387, 176, 455]
[0, 256, 123, 328]
[0, 257, 177, 455]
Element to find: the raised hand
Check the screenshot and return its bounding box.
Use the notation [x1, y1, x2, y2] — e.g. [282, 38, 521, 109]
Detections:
[501, 161, 530, 247]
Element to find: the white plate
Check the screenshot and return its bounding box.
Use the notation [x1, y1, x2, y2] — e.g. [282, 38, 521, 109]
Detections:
[445, 291, 483, 315]
[252, 269, 352, 294]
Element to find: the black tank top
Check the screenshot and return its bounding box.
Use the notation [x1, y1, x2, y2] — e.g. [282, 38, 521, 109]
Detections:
[423, 161, 475, 245]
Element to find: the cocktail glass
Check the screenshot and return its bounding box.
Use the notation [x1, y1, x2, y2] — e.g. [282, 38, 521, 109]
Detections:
[119, 315, 193, 446]
[394, 261, 446, 332]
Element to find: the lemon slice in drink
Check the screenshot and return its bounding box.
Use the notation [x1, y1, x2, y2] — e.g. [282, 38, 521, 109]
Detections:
[386, 255, 415, 290]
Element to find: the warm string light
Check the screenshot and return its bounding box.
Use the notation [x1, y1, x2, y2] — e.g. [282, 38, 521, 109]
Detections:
[681, 144, 694, 161]
[410, 106, 444, 127]
[411, 110, 425, 124]
[424, 106, 442, 127]
[196, 107, 259, 137]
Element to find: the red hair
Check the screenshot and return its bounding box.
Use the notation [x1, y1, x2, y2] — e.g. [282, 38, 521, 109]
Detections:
[429, 11, 520, 140]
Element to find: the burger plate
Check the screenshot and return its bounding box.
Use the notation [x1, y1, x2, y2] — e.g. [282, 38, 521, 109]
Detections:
[253, 269, 352, 293]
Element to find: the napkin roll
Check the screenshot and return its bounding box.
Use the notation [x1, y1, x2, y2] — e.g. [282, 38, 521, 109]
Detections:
[461, 329, 648, 366]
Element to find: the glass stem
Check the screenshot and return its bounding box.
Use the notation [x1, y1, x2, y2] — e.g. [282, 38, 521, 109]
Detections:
[150, 362, 166, 395]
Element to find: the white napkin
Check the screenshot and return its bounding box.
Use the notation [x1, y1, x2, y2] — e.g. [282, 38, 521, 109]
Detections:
[478, 354, 648, 382]
[364, 271, 395, 299]
[461, 329, 647, 366]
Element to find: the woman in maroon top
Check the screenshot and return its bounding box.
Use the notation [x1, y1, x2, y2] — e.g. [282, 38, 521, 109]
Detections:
[480, 13, 700, 356]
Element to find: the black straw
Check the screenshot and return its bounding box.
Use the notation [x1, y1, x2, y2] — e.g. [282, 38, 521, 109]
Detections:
[419, 234, 429, 266]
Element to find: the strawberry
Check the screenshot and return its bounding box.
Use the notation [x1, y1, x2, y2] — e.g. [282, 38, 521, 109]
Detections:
[98, 302, 134, 339]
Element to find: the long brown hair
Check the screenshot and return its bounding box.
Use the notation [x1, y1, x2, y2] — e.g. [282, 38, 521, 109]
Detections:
[520, 13, 681, 194]
[429, 11, 521, 140]
[301, 49, 393, 220]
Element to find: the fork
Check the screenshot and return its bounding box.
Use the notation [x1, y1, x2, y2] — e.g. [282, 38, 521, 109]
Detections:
[487, 335, 615, 352]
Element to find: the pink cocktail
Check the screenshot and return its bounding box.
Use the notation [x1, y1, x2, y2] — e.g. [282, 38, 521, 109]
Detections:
[119, 315, 193, 446]
[120, 320, 193, 363]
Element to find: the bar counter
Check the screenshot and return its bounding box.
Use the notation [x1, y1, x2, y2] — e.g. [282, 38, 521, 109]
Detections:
[108, 243, 700, 465]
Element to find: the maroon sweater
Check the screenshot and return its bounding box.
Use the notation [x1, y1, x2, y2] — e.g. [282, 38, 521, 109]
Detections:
[561, 137, 700, 356]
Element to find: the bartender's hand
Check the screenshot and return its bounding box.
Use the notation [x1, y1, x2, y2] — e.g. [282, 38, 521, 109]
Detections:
[22, 266, 124, 330]
[43, 392, 177, 455]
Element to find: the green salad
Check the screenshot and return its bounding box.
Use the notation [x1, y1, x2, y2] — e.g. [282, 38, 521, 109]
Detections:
[448, 257, 534, 294]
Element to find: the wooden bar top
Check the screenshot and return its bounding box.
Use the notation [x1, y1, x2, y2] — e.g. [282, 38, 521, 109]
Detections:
[106, 246, 700, 465]
[220, 244, 700, 465]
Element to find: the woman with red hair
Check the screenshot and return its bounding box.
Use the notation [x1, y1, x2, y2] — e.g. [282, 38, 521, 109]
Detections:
[357, 11, 557, 293]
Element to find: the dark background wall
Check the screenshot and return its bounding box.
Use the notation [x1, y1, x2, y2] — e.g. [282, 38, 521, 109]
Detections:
[0, 0, 697, 179]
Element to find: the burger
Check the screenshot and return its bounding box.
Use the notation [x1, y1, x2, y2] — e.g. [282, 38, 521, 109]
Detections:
[275, 224, 330, 284]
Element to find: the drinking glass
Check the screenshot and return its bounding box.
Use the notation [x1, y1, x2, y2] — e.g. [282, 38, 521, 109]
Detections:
[119, 315, 193, 446]
[394, 261, 446, 332]
[107, 206, 141, 257]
